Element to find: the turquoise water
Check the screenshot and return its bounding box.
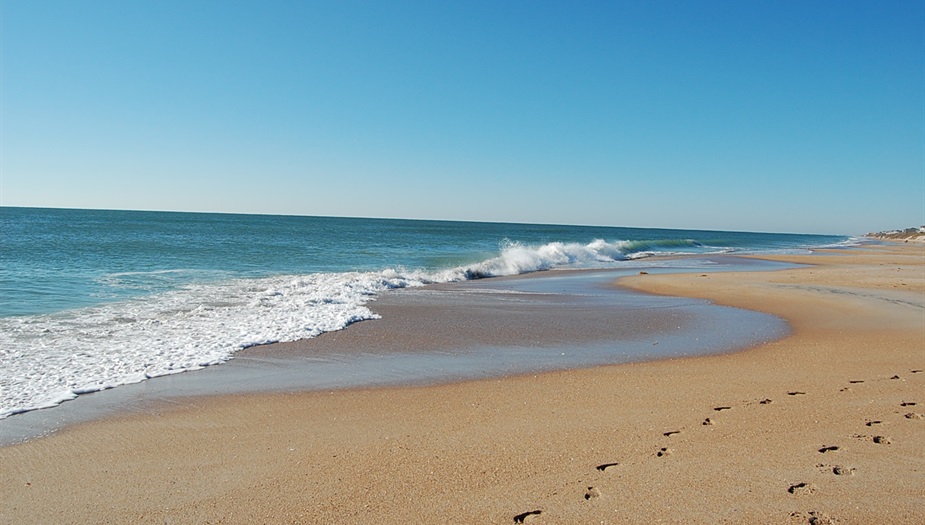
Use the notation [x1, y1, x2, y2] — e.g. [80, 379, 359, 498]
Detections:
[0, 207, 850, 418]
[1, 207, 848, 317]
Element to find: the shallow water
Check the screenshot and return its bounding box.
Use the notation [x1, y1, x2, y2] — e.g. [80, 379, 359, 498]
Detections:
[0, 259, 793, 446]
[1, 208, 850, 420]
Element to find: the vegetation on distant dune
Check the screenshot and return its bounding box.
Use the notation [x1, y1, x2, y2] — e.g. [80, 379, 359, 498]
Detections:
[867, 227, 925, 242]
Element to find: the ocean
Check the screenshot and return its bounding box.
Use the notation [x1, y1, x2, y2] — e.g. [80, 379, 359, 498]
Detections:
[0, 207, 852, 419]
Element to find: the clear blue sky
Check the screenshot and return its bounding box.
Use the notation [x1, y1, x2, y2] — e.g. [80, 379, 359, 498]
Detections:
[2, 1, 922, 234]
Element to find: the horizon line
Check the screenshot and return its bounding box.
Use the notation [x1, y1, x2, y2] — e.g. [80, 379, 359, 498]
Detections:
[0, 204, 851, 237]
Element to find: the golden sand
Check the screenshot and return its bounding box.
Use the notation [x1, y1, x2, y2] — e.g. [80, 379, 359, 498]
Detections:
[2, 243, 922, 524]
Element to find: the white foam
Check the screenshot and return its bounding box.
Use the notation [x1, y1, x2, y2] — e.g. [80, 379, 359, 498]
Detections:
[814, 237, 865, 249]
[456, 239, 642, 278]
[0, 270, 424, 418]
[0, 238, 725, 418]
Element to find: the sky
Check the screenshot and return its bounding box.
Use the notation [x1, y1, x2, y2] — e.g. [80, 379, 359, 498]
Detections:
[1, 1, 922, 235]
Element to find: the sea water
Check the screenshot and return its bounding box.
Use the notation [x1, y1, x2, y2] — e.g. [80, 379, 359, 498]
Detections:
[0, 207, 852, 418]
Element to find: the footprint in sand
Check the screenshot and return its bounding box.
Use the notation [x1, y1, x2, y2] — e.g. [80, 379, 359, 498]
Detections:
[852, 433, 892, 444]
[911, 369, 923, 374]
[702, 417, 714, 426]
[513, 510, 542, 523]
[788, 391, 807, 396]
[584, 486, 601, 500]
[791, 510, 837, 524]
[713, 406, 732, 412]
[818, 445, 840, 453]
[865, 420, 883, 427]
[900, 401, 917, 407]
[657, 447, 672, 457]
[904, 412, 923, 420]
[663, 430, 681, 437]
[595, 462, 619, 472]
[816, 463, 855, 476]
[849, 380, 864, 384]
[788, 482, 816, 495]
[759, 398, 773, 405]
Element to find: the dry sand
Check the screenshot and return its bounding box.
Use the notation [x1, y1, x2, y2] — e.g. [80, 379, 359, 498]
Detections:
[1, 243, 923, 524]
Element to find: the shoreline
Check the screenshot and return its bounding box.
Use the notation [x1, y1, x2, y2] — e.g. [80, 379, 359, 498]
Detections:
[1, 243, 922, 523]
[0, 258, 792, 446]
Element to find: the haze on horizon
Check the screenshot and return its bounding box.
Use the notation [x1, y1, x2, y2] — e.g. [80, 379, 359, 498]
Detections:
[1, 1, 923, 235]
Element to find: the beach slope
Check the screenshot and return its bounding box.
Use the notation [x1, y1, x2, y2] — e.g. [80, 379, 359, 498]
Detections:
[1, 244, 922, 524]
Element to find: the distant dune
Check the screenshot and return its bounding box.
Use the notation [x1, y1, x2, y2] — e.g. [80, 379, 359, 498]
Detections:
[867, 227, 925, 242]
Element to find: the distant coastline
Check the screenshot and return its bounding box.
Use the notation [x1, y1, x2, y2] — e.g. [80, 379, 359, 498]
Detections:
[867, 226, 925, 242]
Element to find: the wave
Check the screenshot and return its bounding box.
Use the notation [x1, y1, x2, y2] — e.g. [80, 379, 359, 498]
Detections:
[0, 237, 728, 419]
[814, 237, 865, 249]
[0, 271, 415, 418]
[451, 238, 724, 279]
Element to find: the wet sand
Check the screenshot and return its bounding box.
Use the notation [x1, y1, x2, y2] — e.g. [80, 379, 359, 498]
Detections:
[0, 263, 787, 447]
[1, 243, 923, 524]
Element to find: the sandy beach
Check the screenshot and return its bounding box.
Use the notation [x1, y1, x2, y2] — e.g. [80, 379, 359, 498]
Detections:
[1, 243, 922, 524]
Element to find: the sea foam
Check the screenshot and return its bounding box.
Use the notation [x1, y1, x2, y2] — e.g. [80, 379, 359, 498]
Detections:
[0, 238, 723, 418]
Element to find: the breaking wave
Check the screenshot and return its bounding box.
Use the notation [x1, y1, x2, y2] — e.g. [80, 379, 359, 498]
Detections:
[0, 237, 726, 418]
